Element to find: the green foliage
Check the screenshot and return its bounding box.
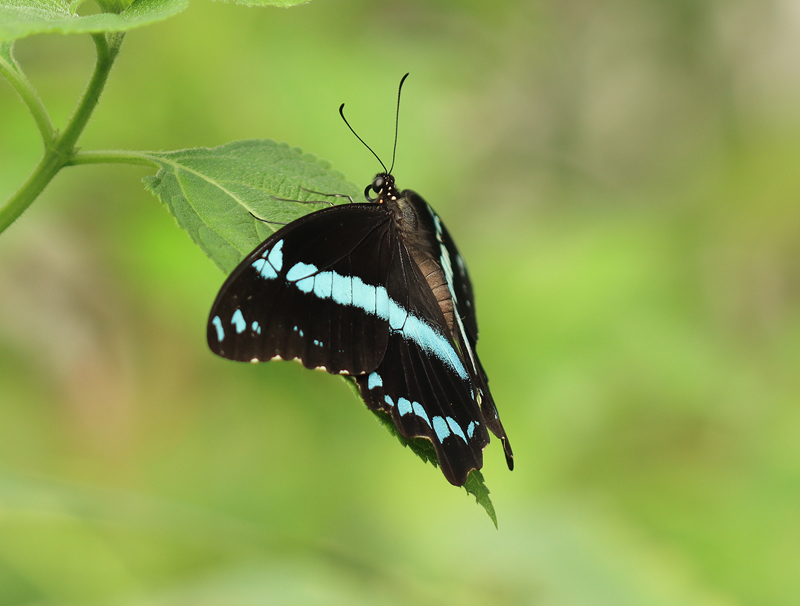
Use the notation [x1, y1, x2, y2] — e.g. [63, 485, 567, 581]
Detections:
[0, 0, 500, 522]
[5, 0, 799, 603]
[143, 140, 359, 274]
[0, 0, 188, 42]
[463, 470, 496, 527]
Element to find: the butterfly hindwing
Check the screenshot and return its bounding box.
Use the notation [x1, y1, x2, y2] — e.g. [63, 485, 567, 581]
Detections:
[208, 204, 395, 375]
[353, 223, 492, 485]
[414, 193, 514, 468]
[417, 195, 479, 343]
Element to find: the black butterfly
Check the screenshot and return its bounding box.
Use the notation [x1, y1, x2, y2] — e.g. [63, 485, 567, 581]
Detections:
[207, 76, 513, 486]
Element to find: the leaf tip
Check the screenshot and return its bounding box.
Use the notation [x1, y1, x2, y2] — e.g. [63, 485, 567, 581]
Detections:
[464, 469, 497, 527]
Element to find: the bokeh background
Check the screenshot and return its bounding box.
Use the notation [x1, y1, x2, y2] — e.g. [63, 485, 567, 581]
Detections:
[1, 0, 800, 604]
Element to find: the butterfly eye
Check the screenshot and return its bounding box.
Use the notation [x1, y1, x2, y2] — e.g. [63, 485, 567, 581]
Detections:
[372, 175, 386, 193]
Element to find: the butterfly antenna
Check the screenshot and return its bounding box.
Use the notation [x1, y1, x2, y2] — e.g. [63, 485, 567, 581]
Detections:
[388, 72, 409, 175]
[339, 103, 387, 174]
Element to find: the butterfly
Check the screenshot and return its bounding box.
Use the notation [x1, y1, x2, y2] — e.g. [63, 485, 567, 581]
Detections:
[207, 75, 513, 486]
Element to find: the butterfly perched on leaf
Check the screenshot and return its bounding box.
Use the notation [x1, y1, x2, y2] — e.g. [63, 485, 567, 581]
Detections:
[207, 75, 513, 487]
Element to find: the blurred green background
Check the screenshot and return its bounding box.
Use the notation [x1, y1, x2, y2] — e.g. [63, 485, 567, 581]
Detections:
[1, 0, 800, 604]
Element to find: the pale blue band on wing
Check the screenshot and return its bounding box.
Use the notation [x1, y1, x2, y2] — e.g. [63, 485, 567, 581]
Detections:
[283, 261, 468, 380]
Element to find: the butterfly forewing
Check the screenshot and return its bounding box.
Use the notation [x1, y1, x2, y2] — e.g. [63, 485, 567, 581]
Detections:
[208, 204, 394, 375]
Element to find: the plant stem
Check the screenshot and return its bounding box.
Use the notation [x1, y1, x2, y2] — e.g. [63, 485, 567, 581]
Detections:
[58, 33, 123, 153]
[0, 44, 56, 145]
[0, 33, 125, 234]
[69, 150, 159, 168]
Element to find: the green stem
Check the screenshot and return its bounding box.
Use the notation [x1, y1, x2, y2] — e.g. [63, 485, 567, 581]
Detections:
[0, 44, 56, 145]
[69, 150, 160, 168]
[0, 32, 125, 234]
[59, 33, 123, 152]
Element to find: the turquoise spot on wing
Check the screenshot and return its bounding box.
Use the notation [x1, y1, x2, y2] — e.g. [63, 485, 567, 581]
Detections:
[397, 397, 412, 416]
[286, 262, 317, 281]
[287, 262, 317, 293]
[251, 321, 261, 335]
[411, 402, 431, 427]
[251, 258, 277, 280]
[252, 240, 284, 279]
[467, 421, 477, 439]
[397, 398, 431, 428]
[384, 395, 394, 408]
[446, 417, 466, 441]
[432, 416, 451, 442]
[212, 316, 224, 341]
[367, 372, 383, 389]
[231, 309, 246, 334]
[267, 240, 284, 272]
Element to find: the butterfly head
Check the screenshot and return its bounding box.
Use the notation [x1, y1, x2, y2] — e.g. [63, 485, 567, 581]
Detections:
[365, 173, 401, 203]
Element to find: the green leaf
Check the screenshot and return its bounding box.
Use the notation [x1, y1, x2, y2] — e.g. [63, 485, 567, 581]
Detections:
[463, 470, 497, 527]
[142, 139, 360, 274]
[94, 0, 130, 12]
[0, 0, 188, 42]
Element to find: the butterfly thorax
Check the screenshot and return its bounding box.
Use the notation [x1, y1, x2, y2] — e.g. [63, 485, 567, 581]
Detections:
[368, 173, 456, 334]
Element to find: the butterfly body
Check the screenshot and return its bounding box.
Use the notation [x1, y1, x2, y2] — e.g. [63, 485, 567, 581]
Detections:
[208, 173, 512, 486]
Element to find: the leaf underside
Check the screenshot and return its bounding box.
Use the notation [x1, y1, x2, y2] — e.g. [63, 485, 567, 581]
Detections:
[0, 0, 311, 42]
[0, 0, 188, 42]
[143, 139, 360, 274]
